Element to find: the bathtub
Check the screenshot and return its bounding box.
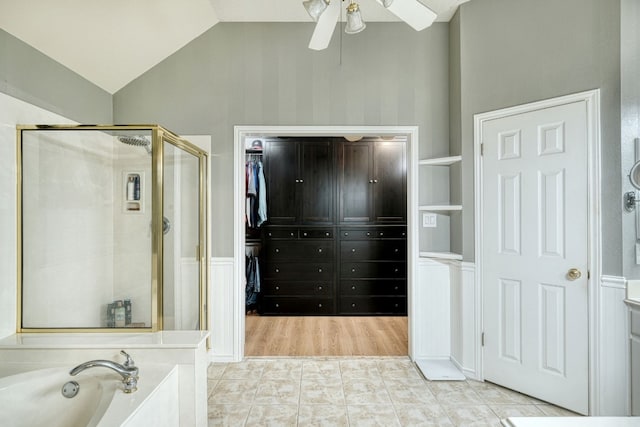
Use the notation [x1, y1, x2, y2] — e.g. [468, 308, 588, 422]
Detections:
[0, 364, 178, 427]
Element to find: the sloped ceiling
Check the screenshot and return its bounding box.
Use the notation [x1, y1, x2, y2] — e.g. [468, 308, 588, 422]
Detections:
[0, 0, 468, 94]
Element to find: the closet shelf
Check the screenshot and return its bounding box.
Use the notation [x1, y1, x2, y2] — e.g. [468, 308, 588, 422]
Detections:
[419, 251, 463, 261]
[418, 155, 461, 166]
[419, 205, 462, 213]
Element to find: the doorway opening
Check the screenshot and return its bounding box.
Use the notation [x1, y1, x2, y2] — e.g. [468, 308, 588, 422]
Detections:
[234, 126, 420, 360]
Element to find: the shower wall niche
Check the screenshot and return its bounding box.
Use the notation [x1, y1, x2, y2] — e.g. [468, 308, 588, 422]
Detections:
[17, 125, 208, 332]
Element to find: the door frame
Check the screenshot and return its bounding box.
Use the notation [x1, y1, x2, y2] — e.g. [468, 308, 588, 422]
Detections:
[233, 125, 419, 361]
[474, 89, 601, 414]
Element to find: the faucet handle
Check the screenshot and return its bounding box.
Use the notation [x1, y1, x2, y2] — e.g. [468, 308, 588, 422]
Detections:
[120, 350, 135, 368]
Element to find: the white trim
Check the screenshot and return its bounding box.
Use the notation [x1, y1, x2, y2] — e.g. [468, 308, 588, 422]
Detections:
[474, 89, 601, 413]
[234, 125, 419, 361]
[601, 275, 627, 290]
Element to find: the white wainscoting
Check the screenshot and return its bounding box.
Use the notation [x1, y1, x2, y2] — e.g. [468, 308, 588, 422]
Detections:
[415, 258, 451, 360]
[209, 258, 236, 362]
[597, 275, 630, 415]
[451, 261, 478, 380]
[415, 258, 477, 379]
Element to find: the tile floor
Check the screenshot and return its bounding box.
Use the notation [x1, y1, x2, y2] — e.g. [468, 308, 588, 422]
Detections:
[207, 357, 578, 426]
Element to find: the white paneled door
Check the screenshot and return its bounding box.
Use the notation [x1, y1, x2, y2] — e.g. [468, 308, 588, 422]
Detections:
[481, 101, 589, 414]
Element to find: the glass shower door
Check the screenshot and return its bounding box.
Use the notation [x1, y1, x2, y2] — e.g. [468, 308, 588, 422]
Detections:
[162, 138, 205, 330]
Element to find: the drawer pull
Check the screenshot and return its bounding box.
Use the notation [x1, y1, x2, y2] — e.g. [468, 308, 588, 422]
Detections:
[275, 268, 280, 273]
[268, 232, 272, 237]
[318, 303, 322, 308]
[351, 248, 356, 253]
[394, 268, 399, 273]
[318, 286, 323, 290]
[351, 303, 356, 307]
[379, 232, 384, 236]
[394, 286, 398, 290]
[351, 268, 356, 273]
[366, 232, 371, 236]
[275, 248, 280, 253]
[394, 303, 399, 308]
[318, 268, 323, 273]
[275, 286, 280, 291]
[275, 303, 280, 308]
[402, 232, 406, 237]
[303, 232, 308, 237]
[290, 232, 295, 237]
[344, 232, 349, 236]
[351, 285, 356, 290]
[325, 232, 330, 236]
[318, 248, 323, 253]
[394, 248, 399, 253]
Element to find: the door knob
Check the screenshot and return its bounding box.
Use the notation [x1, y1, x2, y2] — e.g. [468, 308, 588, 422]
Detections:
[567, 268, 582, 281]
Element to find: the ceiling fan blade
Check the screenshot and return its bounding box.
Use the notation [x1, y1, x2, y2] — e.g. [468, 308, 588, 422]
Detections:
[377, 0, 437, 31]
[308, 0, 340, 51]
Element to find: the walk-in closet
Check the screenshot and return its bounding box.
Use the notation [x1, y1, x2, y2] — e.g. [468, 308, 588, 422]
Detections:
[243, 135, 408, 356]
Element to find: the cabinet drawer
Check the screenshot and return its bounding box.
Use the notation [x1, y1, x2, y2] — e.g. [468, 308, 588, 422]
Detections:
[340, 227, 407, 240]
[262, 280, 332, 296]
[340, 280, 406, 296]
[261, 297, 333, 315]
[264, 228, 298, 239]
[264, 242, 334, 261]
[300, 228, 334, 239]
[339, 296, 406, 314]
[632, 309, 640, 337]
[340, 241, 406, 261]
[340, 262, 406, 279]
[263, 262, 333, 280]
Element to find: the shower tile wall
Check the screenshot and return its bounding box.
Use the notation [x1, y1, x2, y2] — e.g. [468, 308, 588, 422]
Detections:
[112, 141, 152, 327]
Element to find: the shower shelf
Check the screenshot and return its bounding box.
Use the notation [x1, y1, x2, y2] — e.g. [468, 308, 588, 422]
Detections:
[123, 171, 144, 213]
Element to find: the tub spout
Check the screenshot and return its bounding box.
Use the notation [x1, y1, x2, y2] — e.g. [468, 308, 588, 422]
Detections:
[70, 350, 139, 393]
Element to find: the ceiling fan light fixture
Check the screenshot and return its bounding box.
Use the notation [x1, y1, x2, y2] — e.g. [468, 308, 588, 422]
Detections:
[303, 0, 330, 22]
[345, 2, 366, 34]
[382, 0, 394, 7]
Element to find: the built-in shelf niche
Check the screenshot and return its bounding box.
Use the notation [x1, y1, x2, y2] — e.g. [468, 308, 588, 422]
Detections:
[123, 171, 144, 213]
[419, 155, 461, 260]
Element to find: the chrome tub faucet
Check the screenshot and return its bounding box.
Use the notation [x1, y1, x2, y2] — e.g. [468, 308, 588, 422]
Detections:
[70, 350, 139, 393]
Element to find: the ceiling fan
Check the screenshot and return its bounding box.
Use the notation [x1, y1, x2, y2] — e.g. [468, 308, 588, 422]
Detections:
[303, 0, 437, 50]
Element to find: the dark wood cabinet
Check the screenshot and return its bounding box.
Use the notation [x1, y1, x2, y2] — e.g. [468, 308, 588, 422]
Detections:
[338, 140, 406, 224]
[259, 137, 406, 315]
[338, 226, 407, 315]
[261, 226, 336, 315]
[264, 139, 334, 225]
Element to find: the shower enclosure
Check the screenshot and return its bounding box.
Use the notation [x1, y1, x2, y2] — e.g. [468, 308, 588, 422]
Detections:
[16, 125, 208, 332]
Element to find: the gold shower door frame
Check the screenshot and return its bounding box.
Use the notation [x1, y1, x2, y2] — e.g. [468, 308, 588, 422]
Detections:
[16, 124, 209, 333]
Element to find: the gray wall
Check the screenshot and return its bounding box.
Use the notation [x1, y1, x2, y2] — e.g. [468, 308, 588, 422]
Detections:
[453, 0, 621, 273]
[0, 29, 112, 123]
[621, 0, 640, 279]
[114, 22, 451, 257]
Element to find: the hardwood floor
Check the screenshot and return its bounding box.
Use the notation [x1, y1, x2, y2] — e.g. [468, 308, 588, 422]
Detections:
[244, 316, 408, 357]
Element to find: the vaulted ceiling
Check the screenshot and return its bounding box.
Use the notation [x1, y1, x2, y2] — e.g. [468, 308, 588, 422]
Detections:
[0, 0, 468, 94]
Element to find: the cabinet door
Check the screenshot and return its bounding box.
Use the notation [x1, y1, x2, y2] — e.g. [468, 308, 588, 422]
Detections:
[265, 140, 299, 224]
[338, 142, 372, 223]
[300, 140, 334, 223]
[373, 141, 406, 222]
